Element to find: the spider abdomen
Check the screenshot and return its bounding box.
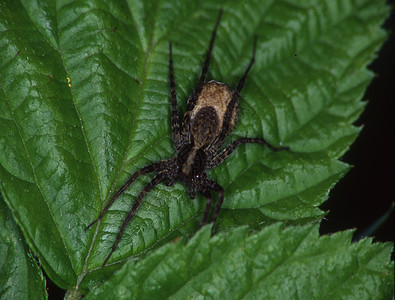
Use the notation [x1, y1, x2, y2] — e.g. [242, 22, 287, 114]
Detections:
[189, 80, 238, 146]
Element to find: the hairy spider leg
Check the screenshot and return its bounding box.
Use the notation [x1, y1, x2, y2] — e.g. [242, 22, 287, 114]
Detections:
[85, 159, 171, 231]
[207, 138, 289, 169]
[102, 172, 167, 267]
[198, 180, 224, 228]
[205, 180, 224, 226]
[168, 41, 182, 152]
[200, 190, 212, 225]
[197, 9, 223, 86]
[181, 9, 223, 141]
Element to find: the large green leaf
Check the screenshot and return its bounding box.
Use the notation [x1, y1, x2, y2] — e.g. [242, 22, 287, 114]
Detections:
[85, 224, 394, 299]
[0, 196, 47, 300]
[0, 0, 390, 295]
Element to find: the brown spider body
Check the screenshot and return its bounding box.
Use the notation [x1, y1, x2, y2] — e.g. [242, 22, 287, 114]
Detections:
[179, 81, 237, 185]
[86, 10, 288, 267]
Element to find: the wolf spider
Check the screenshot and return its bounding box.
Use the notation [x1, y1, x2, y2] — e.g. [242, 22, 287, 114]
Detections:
[86, 10, 288, 267]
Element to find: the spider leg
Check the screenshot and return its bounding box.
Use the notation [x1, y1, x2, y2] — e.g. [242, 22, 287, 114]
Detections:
[102, 171, 167, 267]
[207, 137, 289, 169]
[85, 159, 172, 231]
[233, 36, 258, 102]
[181, 9, 223, 142]
[200, 190, 212, 226]
[169, 41, 182, 152]
[208, 181, 224, 228]
[197, 9, 223, 87]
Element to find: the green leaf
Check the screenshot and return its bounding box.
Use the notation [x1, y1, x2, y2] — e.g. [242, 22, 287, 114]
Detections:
[0, 196, 47, 300]
[85, 224, 394, 299]
[0, 0, 390, 295]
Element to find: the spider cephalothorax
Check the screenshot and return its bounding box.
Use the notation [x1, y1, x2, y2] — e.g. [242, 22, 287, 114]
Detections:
[86, 10, 288, 267]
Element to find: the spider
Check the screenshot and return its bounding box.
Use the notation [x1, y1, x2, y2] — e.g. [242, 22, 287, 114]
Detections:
[86, 10, 288, 267]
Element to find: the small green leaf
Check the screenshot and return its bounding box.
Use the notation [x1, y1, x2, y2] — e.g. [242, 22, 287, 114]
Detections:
[85, 224, 394, 300]
[0, 196, 47, 300]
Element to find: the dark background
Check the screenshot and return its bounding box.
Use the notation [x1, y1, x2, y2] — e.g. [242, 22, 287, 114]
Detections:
[320, 6, 394, 244]
[46, 5, 394, 299]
